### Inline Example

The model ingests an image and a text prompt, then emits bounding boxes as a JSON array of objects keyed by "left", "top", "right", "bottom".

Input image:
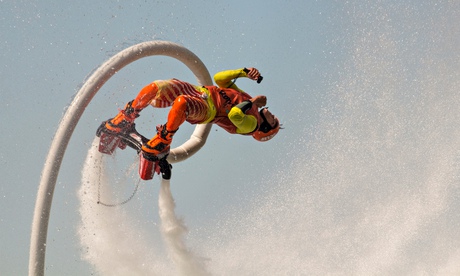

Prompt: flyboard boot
[
  {"left": 96, "top": 100, "right": 141, "bottom": 154},
  {"left": 139, "top": 124, "right": 175, "bottom": 180}
]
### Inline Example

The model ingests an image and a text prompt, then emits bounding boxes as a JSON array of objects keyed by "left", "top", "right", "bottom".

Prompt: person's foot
[
  {"left": 141, "top": 124, "right": 176, "bottom": 160},
  {"left": 105, "top": 100, "right": 139, "bottom": 133}
]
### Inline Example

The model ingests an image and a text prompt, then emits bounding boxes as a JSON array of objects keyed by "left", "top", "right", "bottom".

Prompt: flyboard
[{"left": 96, "top": 122, "right": 172, "bottom": 180}]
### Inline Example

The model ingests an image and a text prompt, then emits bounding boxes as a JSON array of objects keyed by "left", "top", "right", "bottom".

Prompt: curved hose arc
[{"left": 29, "top": 41, "right": 212, "bottom": 276}]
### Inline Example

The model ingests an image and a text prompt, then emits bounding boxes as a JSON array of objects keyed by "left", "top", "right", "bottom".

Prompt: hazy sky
[{"left": 1, "top": 0, "right": 459, "bottom": 275}]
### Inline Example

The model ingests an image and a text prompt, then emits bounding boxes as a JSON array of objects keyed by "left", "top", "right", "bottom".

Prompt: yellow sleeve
[
  {"left": 213, "top": 68, "right": 248, "bottom": 92},
  {"left": 228, "top": 106, "right": 258, "bottom": 134}
]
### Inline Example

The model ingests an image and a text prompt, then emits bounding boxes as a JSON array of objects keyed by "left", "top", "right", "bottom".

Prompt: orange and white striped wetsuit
[{"left": 130, "top": 68, "right": 262, "bottom": 135}]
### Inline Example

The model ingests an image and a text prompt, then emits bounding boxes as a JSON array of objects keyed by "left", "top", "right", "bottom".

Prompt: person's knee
[
  {"left": 167, "top": 95, "right": 188, "bottom": 131},
  {"left": 133, "top": 82, "right": 159, "bottom": 109},
  {"left": 173, "top": 95, "right": 188, "bottom": 111}
]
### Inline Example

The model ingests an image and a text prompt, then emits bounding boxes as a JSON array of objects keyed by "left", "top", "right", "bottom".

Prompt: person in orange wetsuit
[{"left": 103, "top": 67, "right": 280, "bottom": 161}]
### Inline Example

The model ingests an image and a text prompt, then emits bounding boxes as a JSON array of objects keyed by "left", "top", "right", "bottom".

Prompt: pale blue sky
[{"left": 1, "top": 0, "right": 459, "bottom": 275}]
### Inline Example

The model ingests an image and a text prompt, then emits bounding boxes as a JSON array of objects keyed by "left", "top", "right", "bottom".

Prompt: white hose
[{"left": 29, "top": 41, "right": 212, "bottom": 276}]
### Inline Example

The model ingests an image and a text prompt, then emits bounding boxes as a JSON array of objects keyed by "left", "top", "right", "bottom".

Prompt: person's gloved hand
[{"left": 245, "top": 67, "right": 261, "bottom": 81}]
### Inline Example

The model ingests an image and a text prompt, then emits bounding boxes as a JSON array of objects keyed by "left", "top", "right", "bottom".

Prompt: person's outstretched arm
[{"left": 213, "top": 67, "right": 261, "bottom": 91}]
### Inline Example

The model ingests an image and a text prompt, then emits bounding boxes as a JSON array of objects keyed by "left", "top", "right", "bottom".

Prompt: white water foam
[
  {"left": 158, "top": 179, "right": 209, "bottom": 275},
  {"left": 78, "top": 139, "right": 165, "bottom": 275},
  {"left": 194, "top": 2, "right": 460, "bottom": 275},
  {"left": 78, "top": 138, "right": 205, "bottom": 275}
]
